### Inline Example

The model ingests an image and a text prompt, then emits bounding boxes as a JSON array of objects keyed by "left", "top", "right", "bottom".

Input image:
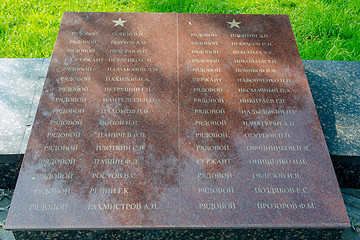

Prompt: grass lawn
[{"left": 0, "top": 0, "right": 359, "bottom": 61}]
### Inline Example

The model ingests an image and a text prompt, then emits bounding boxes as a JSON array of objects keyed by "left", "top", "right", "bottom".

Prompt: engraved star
[
  {"left": 227, "top": 19, "right": 241, "bottom": 28},
  {"left": 113, "top": 18, "right": 126, "bottom": 27}
]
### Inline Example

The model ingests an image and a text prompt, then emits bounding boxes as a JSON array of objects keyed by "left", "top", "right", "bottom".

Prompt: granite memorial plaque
[{"left": 6, "top": 12, "right": 349, "bottom": 230}]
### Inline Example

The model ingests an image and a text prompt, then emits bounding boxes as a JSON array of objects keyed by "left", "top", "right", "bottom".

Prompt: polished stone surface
[{"left": 5, "top": 12, "right": 349, "bottom": 230}]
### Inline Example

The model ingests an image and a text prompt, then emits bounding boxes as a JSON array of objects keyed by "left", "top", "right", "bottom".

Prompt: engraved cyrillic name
[
  {"left": 108, "top": 58, "right": 151, "bottom": 63},
  {"left": 103, "top": 97, "right": 156, "bottom": 103},
  {"left": 104, "top": 87, "right": 151, "bottom": 92},
  {"left": 111, "top": 40, "right": 146, "bottom": 45},
  {"left": 99, "top": 120, "right": 138, "bottom": 126},
  {"left": 240, "top": 109, "right": 297, "bottom": 115},
  {"left": 230, "top": 34, "right": 268, "bottom": 38},
  {"left": 236, "top": 69, "right": 276, "bottom": 73},
  {"left": 244, "top": 132, "right": 290, "bottom": 138},
  {"left": 232, "top": 42, "right": 273, "bottom": 46},
  {"left": 111, "top": 32, "right": 144, "bottom": 36},
  {"left": 47, "top": 132, "right": 81, "bottom": 138},
  {"left": 242, "top": 121, "right": 295, "bottom": 126},
  {"left": 252, "top": 173, "right": 301, "bottom": 179},
  {"left": 233, "top": 51, "right": 272, "bottom": 55},
  {"left": 92, "top": 173, "right": 137, "bottom": 179},
  {"left": 94, "top": 158, "right": 138, "bottom": 165},
  {"left": 239, "top": 99, "right": 285, "bottom": 103},
  {"left": 105, "top": 77, "right": 149, "bottom": 82},
  {"left": 107, "top": 67, "right": 157, "bottom": 72},
  {"left": 110, "top": 49, "right": 148, "bottom": 54},
  {"left": 90, "top": 188, "right": 129, "bottom": 194},
  {"left": 254, "top": 187, "right": 309, "bottom": 194},
  {"left": 248, "top": 159, "right": 307, "bottom": 165},
  {"left": 39, "top": 158, "right": 76, "bottom": 165},
  {"left": 234, "top": 59, "right": 276, "bottom": 63},
  {"left": 238, "top": 88, "right": 290, "bottom": 93},
  {"left": 44, "top": 145, "right": 78, "bottom": 151},
  {"left": 247, "top": 145, "right": 309, "bottom": 151},
  {"left": 237, "top": 78, "right": 291, "bottom": 83},
  {"left": 96, "top": 132, "right": 145, "bottom": 138},
  {"left": 257, "top": 203, "right": 315, "bottom": 210},
  {"left": 88, "top": 203, "right": 157, "bottom": 210},
  {"left": 96, "top": 145, "right": 145, "bottom": 151}
]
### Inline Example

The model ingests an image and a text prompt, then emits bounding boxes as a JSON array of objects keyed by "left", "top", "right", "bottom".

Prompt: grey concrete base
[{"left": 0, "top": 58, "right": 50, "bottom": 157}]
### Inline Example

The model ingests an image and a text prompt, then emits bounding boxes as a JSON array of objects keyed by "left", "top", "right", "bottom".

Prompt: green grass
[{"left": 0, "top": 0, "right": 359, "bottom": 60}]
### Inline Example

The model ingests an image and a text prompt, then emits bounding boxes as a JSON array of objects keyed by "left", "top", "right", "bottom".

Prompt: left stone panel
[{"left": 6, "top": 12, "right": 180, "bottom": 229}]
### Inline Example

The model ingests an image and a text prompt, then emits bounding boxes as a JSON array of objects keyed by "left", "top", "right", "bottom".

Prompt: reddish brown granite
[{"left": 5, "top": 12, "right": 349, "bottom": 230}]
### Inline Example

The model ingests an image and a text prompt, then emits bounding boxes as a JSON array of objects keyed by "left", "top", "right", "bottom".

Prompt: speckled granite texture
[{"left": 12, "top": 228, "right": 343, "bottom": 240}]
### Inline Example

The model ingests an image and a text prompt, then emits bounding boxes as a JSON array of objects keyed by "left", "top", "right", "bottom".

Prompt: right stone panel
[{"left": 177, "top": 13, "right": 349, "bottom": 228}]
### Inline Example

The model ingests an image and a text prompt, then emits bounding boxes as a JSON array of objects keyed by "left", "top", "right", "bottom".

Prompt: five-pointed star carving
[
  {"left": 227, "top": 19, "right": 241, "bottom": 28},
  {"left": 113, "top": 18, "right": 126, "bottom": 27}
]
